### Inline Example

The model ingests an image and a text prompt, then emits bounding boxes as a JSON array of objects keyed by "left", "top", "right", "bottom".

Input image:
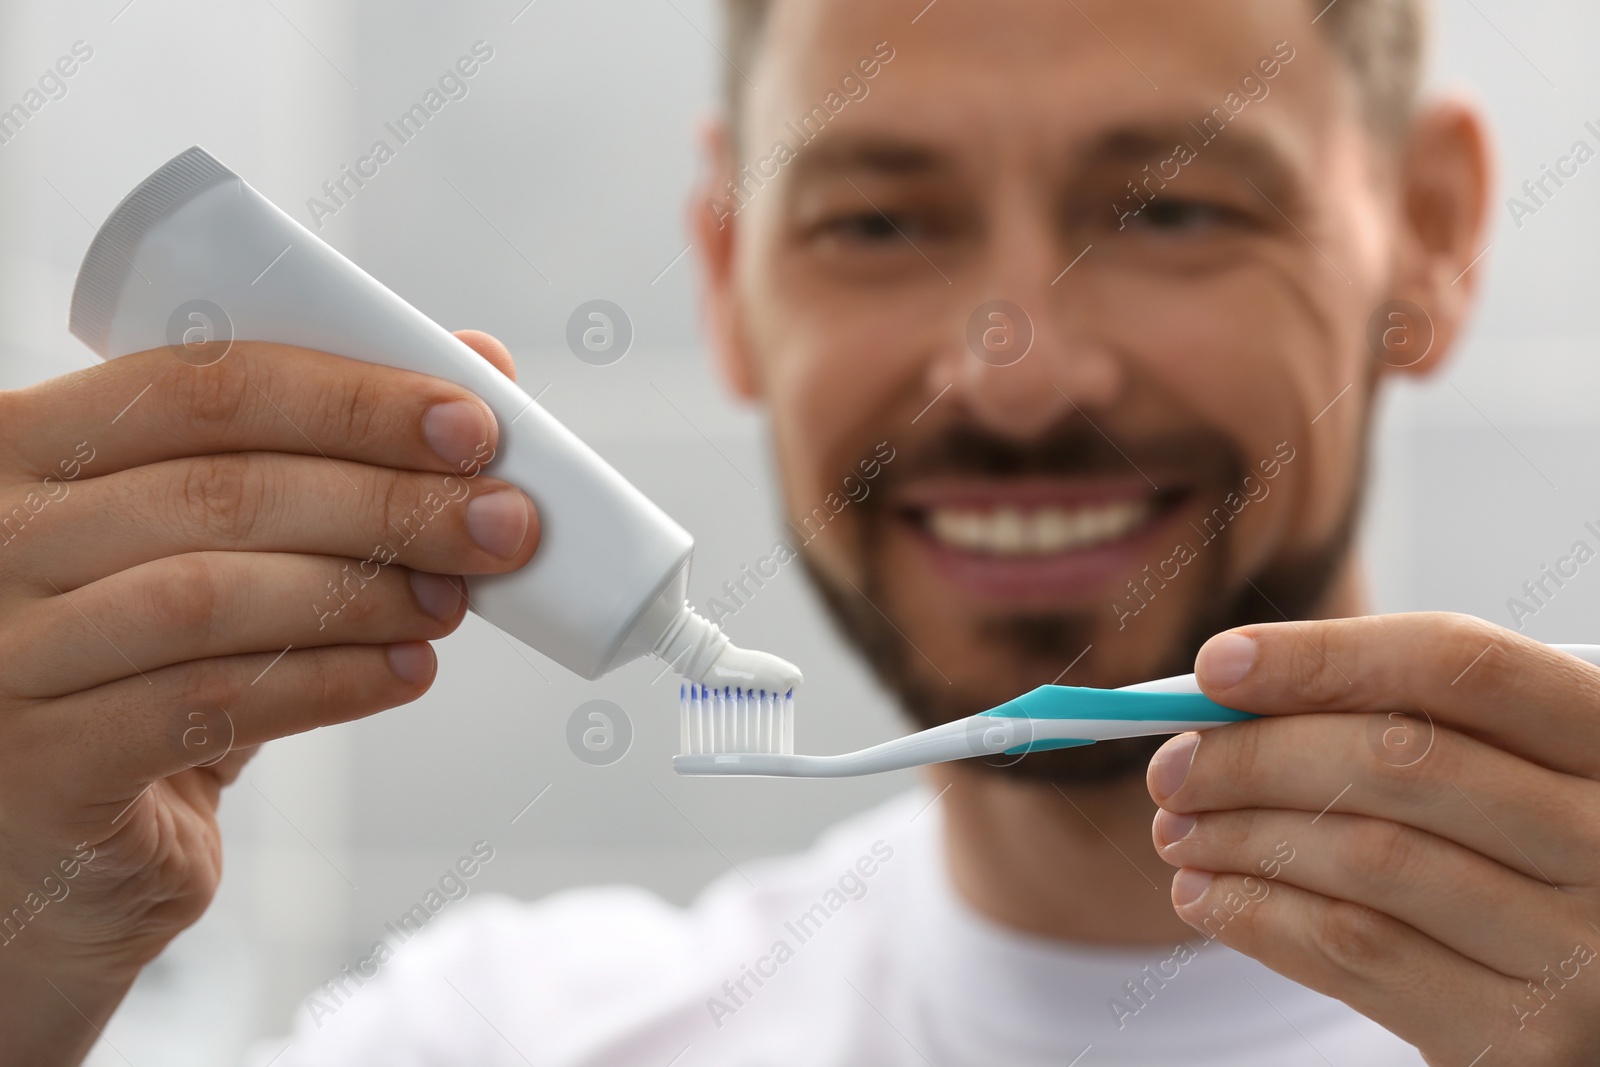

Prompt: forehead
[{"left": 742, "top": 0, "right": 1355, "bottom": 175}]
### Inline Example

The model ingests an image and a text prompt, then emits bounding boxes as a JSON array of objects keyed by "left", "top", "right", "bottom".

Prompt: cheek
[
  {"left": 1083, "top": 263, "right": 1366, "bottom": 566},
  {"left": 745, "top": 261, "right": 935, "bottom": 552},
  {"left": 1097, "top": 271, "right": 1311, "bottom": 450}
]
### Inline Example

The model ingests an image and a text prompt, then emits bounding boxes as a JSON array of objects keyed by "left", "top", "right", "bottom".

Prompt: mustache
[{"left": 865, "top": 421, "right": 1241, "bottom": 492}]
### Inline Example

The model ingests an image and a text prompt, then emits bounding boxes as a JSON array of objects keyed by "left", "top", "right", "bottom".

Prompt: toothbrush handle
[
  {"left": 1554, "top": 644, "right": 1600, "bottom": 668},
  {"left": 1118, "top": 673, "right": 1202, "bottom": 695}
]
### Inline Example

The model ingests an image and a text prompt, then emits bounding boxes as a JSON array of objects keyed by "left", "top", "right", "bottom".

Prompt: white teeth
[
  {"left": 992, "top": 508, "right": 1025, "bottom": 553},
  {"left": 926, "top": 500, "right": 1151, "bottom": 556}
]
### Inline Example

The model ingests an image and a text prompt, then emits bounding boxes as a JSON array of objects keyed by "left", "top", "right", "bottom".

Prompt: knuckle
[
  {"left": 1215, "top": 718, "right": 1266, "bottom": 786},
  {"left": 1279, "top": 629, "right": 1349, "bottom": 709},
  {"left": 1429, "top": 610, "right": 1501, "bottom": 645},
  {"left": 319, "top": 560, "right": 384, "bottom": 628},
  {"left": 1427, "top": 617, "right": 1510, "bottom": 694},
  {"left": 141, "top": 554, "right": 224, "bottom": 642},
  {"left": 1314, "top": 898, "right": 1395, "bottom": 975},
  {"left": 1229, "top": 809, "right": 1277, "bottom": 854},
  {"left": 303, "top": 647, "right": 354, "bottom": 709},
  {"left": 1349, "top": 819, "right": 1424, "bottom": 895},
  {"left": 295, "top": 647, "right": 332, "bottom": 705},
  {"left": 175, "top": 658, "right": 238, "bottom": 716},
  {"left": 1192, "top": 810, "right": 1259, "bottom": 860},
  {"left": 332, "top": 372, "right": 388, "bottom": 452},
  {"left": 1576, "top": 807, "right": 1600, "bottom": 881},
  {"left": 162, "top": 356, "right": 253, "bottom": 432},
  {"left": 364, "top": 467, "right": 413, "bottom": 553},
  {"left": 174, "top": 454, "right": 263, "bottom": 545}
]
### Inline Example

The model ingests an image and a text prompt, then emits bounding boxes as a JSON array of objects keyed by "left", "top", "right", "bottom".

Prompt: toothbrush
[{"left": 675, "top": 643, "right": 1600, "bottom": 779}]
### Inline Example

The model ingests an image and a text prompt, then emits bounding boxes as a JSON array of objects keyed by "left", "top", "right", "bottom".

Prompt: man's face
[{"left": 708, "top": 0, "right": 1407, "bottom": 772}]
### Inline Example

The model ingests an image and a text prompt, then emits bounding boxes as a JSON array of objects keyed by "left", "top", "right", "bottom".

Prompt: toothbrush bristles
[{"left": 679, "top": 681, "right": 794, "bottom": 755}]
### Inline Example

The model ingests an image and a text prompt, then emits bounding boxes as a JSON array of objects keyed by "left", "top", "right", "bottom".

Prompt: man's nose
[{"left": 932, "top": 251, "right": 1125, "bottom": 440}]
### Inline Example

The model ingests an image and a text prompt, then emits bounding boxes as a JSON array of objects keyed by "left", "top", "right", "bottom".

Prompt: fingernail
[
  {"left": 1197, "top": 631, "right": 1257, "bottom": 688},
  {"left": 409, "top": 571, "right": 463, "bottom": 620},
  {"left": 1149, "top": 731, "right": 1200, "bottom": 801},
  {"left": 387, "top": 641, "right": 436, "bottom": 685},
  {"left": 1171, "top": 868, "right": 1213, "bottom": 908},
  {"left": 423, "top": 399, "right": 492, "bottom": 467},
  {"left": 466, "top": 490, "right": 530, "bottom": 558},
  {"left": 1152, "top": 809, "right": 1198, "bottom": 848}
]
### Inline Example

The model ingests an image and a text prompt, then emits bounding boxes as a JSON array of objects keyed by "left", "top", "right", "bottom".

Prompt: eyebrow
[
  {"left": 783, "top": 137, "right": 953, "bottom": 182},
  {"left": 1080, "top": 122, "right": 1302, "bottom": 192},
  {"left": 779, "top": 120, "right": 1302, "bottom": 196}
]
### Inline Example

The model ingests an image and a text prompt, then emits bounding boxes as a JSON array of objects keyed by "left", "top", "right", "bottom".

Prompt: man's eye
[
  {"left": 1124, "top": 198, "right": 1244, "bottom": 232},
  {"left": 816, "top": 212, "right": 911, "bottom": 242}
]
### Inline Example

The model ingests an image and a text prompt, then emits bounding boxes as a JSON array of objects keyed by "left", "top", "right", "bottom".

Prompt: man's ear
[
  {"left": 1382, "top": 98, "right": 1494, "bottom": 379},
  {"left": 690, "top": 116, "right": 762, "bottom": 401}
]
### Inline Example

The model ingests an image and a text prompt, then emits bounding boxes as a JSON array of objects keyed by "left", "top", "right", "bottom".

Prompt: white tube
[{"left": 68, "top": 146, "right": 800, "bottom": 689}]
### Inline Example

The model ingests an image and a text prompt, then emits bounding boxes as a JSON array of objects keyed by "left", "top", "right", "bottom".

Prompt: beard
[{"left": 797, "top": 420, "right": 1366, "bottom": 786}]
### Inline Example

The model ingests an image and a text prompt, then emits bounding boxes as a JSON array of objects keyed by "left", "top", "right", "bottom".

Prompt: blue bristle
[{"left": 679, "top": 677, "right": 793, "bottom": 757}]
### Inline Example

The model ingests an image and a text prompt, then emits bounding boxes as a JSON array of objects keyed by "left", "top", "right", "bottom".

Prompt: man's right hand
[{"left": 0, "top": 331, "right": 537, "bottom": 1066}]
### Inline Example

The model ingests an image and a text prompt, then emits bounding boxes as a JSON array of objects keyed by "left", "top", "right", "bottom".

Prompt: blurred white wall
[{"left": 0, "top": 0, "right": 1597, "bottom": 1062}]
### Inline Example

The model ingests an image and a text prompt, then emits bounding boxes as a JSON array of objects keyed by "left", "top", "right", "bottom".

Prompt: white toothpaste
[{"left": 68, "top": 146, "right": 800, "bottom": 691}]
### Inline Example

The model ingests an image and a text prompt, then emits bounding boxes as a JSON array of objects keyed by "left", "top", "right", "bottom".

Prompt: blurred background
[{"left": 0, "top": 0, "right": 1596, "bottom": 1062}]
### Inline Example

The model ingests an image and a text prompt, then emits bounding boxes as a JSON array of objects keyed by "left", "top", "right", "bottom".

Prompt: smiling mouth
[{"left": 903, "top": 490, "right": 1187, "bottom": 558}]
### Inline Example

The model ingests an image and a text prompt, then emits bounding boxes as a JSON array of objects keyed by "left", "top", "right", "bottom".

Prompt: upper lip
[{"left": 894, "top": 476, "right": 1182, "bottom": 512}]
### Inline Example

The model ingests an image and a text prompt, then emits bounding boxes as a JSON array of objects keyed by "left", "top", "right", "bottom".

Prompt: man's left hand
[{"left": 1148, "top": 612, "right": 1600, "bottom": 1066}]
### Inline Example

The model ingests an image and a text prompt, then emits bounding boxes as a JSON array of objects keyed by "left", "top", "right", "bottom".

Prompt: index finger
[
  {"left": 0, "top": 342, "right": 500, "bottom": 482},
  {"left": 1192, "top": 612, "right": 1600, "bottom": 779}
]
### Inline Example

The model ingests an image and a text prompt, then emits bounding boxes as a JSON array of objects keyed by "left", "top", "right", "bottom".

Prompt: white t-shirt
[{"left": 253, "top": 791, "right": 1424, "bottom": 1066}]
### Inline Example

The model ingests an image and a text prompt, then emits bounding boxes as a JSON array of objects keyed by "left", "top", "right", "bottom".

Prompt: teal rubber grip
[{"left": 980, "top": 685, "right": 1256, "bottom": 724}]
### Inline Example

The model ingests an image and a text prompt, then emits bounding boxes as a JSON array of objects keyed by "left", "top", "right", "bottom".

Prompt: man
[{"left": 1, "top": 0, "right": 1597, "bottom": 1063}]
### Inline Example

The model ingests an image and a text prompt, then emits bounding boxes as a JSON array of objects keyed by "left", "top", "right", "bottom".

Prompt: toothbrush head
[{"left": 679, "top": 684, "right": 795, "bottom": 756}]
